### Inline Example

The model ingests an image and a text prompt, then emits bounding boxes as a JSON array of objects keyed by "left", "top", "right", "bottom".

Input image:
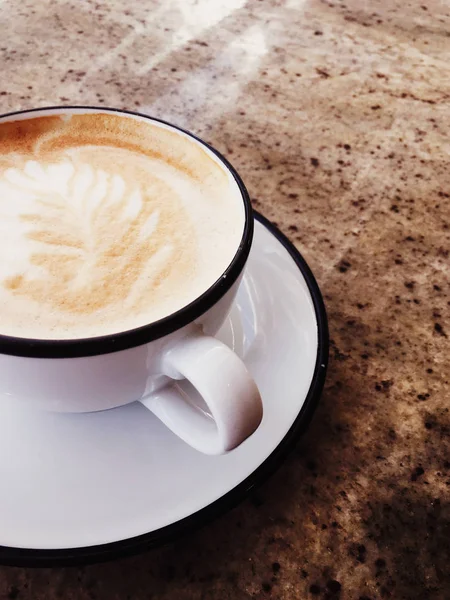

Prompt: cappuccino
[{"left": 0, "top": 110, "right": 245, "bottom": 339}]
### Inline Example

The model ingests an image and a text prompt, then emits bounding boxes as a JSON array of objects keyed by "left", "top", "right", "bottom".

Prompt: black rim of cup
[{"left": 0, "top": 106, "right": 254, "bottom": 358}]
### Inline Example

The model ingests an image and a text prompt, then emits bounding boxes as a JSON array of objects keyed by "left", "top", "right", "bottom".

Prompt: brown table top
[{"left": 0, "top": 0, "right": 449, "bottom": 598}]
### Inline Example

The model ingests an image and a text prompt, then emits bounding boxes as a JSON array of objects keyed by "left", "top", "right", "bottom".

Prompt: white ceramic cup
[{"left": 0, "top": 106, "right": 263, "bottom": 455}]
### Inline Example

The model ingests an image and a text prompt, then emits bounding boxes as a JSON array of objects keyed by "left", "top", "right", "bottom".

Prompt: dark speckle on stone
[
  {"left": 315, "top": 67, "right": 330, "bottom": 78},
  {"left": 349, "top": 542, "right": 367, "bottom": 563},
  {"left": 310, "top": 157, "right": 320, "bottom": 167},
  {"left": 272, "top": 562, "right": 281, "bottom": 573},
  {"left": 375, "top": 558, "right": 386, "bottom": 568},
  {"left": 327, "top": 579, "right": 342, "bottom": 593},
  {"left": 375, "top": 380, "right": 393, "bottom": 393},
  {"left": 434, "top": 322, "right": 447, "bottom": 336},
  {"left": 309, "top": 583, "right": 321, "bottom": 595},
  {"left": 411, "top": 466, "right": 425, "bottom": 481},
  {"left": 337, "top": 259, "right": 351, "bottom": 273},
  {"left": 262, "top": 582, "right": 272, "bottom": 592},
  {"left": 388, "top": 428, "right": 396, "bottom": 440}
]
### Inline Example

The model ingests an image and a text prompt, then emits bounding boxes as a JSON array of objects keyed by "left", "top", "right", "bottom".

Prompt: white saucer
[{"left": 0, "top": 214, "right": 328, "bottom": 566}]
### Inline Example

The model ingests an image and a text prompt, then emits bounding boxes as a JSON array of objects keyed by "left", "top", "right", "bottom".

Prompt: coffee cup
[{"left": 0, "top": 106, "right": 262, "bottom": 455}]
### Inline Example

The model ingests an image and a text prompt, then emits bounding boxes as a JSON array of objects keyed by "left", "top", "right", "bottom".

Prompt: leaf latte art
[
  {"left": 0, "top": 113, "right": 245, "bottom": 339},
  {"left": 2, "top": 159, "right": 176, "bottom": 313}
]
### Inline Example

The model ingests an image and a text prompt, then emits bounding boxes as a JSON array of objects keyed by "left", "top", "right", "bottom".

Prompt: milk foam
[{"left": 0, "top": 112, "right": 245, "bottom": 339}]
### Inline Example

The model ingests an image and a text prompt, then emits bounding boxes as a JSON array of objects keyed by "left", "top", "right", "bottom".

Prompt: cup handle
[{"left": 140, "top": 331, "right": 262, "bottom": 455}]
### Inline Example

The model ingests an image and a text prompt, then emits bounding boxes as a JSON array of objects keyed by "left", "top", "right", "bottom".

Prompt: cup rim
[{"left": 0, "top": 106, "right": 254, "bottom": 359}]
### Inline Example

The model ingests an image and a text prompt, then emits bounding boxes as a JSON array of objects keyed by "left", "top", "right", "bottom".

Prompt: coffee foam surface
[{"left": 0, "top": 112, "right": 245, "bottom": 339}]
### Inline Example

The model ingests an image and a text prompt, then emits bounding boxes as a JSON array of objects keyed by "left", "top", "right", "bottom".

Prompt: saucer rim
[{"left": 0, "top": 212, "right": 329, "bottom": 567}]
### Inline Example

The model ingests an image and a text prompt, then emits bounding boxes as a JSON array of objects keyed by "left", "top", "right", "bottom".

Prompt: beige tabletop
[{"left": 1, "top": 0, "right": 449, "bottom": 598}]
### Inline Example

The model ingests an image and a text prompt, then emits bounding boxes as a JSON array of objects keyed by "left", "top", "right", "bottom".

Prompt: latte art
[
  {"left": 0, "top": 112, "right": 245, "bottom": 339},
  {"left": 2, "top": 157, "right": 175, "bottom": 314}
]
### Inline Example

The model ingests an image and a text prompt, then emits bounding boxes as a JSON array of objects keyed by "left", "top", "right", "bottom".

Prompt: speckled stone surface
[{"left": 1, "top": 0, "right": 449, "bottom": 598}]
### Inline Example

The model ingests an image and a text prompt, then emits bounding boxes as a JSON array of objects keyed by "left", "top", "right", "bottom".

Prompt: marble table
[{"left": 0, "top": 0, "right": 449, "bottom": 598}]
